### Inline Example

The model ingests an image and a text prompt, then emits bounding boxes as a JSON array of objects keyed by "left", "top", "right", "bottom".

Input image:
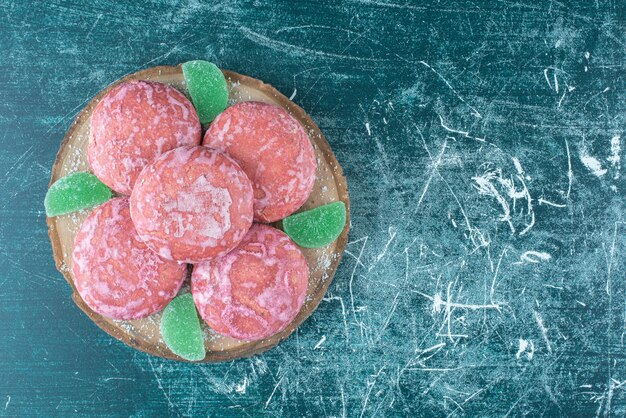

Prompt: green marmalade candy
[
  {"left": 182, "top": 60, "right": 228, "bottom": 124},
  {"left": 44, "top": 172, "right": 112, "bottom": 217},
  {"left": 282, "top": 201, "right": 347, "bottom": 248},
  {"left": 160, "top": 293, "right": 205, "bottom": 361}
]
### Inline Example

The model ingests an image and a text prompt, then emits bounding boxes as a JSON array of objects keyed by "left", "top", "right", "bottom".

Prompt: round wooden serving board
[{"left": 47, "top": 65, "right": 350, "bottom": 362}]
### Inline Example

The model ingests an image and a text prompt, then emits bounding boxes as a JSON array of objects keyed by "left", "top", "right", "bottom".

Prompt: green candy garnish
[
  {"left": 282, "top": 202, "right": 347, "bottom": 248},
  {"left": 160, "top": 293, "right": 205, "bottom": 362},
  {"left": 44, "top": 172, "right": 112, "bottom": 217},
  {"left": 182, "top": 60, "right": 228, "bottom": 124}
]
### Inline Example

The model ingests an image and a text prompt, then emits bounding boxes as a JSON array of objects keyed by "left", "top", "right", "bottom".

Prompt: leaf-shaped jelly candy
[
  {"left": 160, "top": 293, "right": 205, "bottom": 362},
  {"left": 182, "top": 60, "right": 228, "bottom": 124},
  {"left": 45, "top": 172, "right": 112, "bottom": 217},
  {"left": 282, "top": 201, "right": 347, "bottom": 248}
]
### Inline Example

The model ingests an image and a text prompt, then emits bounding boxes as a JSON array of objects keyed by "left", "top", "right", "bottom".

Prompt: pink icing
[
  {"left": 129, "top": 146, "right": 254, "bottom": 263},
  {"left": 71, "top": 198, "right": 187, "bottom": 320},
  {"left": 89, "top": 80, "right": 201, "bottom": 195},
  {"left": 203, "top": 101, "right": 316, "bottom": 223},
  {"left": 191, "top": 224, "right": 309, "bottom": 341}
]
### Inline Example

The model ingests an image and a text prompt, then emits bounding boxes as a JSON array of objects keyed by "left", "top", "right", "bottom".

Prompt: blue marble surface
[{"left": 0, "top": 0, "right": 624, "bottom": 416}]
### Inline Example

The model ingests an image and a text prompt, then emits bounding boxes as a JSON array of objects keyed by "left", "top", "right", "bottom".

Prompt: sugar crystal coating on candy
[
  {"left": 203, "top": 101, "right": 317, "bottom": 223},
  {"left": 89, "top": 80, "right": 201, "bottom": 195},
  {"left": 282, "top": 201, "right": 346, "bottom": 248},
  {"left": 182, "top": 60, "right": 228, "bottom": 124},
  {"left": 130, "top": 146, "right": 253, "bottom": 263},
  {"left": 192, "top": 224, "right": 309, "bottom": 341},
  {"left": 160, "top": 293, "right": 206, "bottom": 361},
  {"left": 45, "top": 172, "right": 112, "bottom": 217},
  {"left": 71, "top": 198, "right": 187, "bottom": 320}
]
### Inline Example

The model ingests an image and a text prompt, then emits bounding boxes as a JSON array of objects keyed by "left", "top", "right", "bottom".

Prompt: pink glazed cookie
[
  {"left": 71, "top": 198, "right": 187, "bottom": 320},
  {"left": 191, "top": 224, "right": 309, "bottom": 341},
  {"left": 203, "top": 101, "right": 316, "bottom": 223},
  {"left": 130, "top": 146, "right": 253, "bottom": 263},
  {"left": 89, "top": 80, "right": 201, "bottom": 195}
]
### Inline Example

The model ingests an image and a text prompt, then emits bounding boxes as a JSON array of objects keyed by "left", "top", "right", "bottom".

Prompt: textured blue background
[{"left": 1, "top": 0, "right": 625, "bottom": 416}]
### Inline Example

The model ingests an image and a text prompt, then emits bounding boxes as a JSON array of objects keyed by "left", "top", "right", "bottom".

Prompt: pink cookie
[
  {"left": 130, "top": 146, "right": 253, "bottom": 263},
  {"left": 203, "top": 101, "right": 316, "bottom": 223},
  {"left": 191, "top": 224, "right": 309, "bottom": 341},
  {"left": 89, "top": 80, "right": 201, "bottom": 195},
  {"left": 71, "top": 198, "right": 187, "bottom": 320}
]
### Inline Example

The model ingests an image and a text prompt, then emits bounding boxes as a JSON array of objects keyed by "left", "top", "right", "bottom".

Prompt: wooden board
[{"left": 46, "top": 65, "right": 350, "bottom": 362}]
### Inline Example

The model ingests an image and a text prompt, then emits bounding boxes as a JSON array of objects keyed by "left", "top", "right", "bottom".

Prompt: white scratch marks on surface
[
  {"left": 511, "top": 158, "right": 535, "bottom": 236},
  {"left": 472, "top": 170, "right": 515, "bottom": 233},
  {"left": 606, "top": 379, "right": 626, "bottom": 417},
  {"left": 264, "top": 376, "right": 284, "bottom": 409},
  {"left": 544, "top": 68, "right": 552, "bottom": 90},
  {"left": 359, "top": 366, "right": 386, "bottom": 418},
  {"left": 432, "top": 288, "right": 502, "bottom": 313},
  {"left": 416, "top": 128, "right": 490, "bottom": 250},
  {"left": 313, "top": 335, "right": 327, "bottom": 350},
  {"left": 2, "top": 145, "right": 35, "bottom": 186},
  {"left": 347, "top": 237, "right": 368, "bottom": 321},
  {"left": 605, "top": 222, "right": 620, "bottom": 296},
  {"left": 376, "top": 246, "right": 411, "bottom": 342},
  {"left": 417, "top": 282, "right": 502, "bottom": 342},
  {"left": 140, "top": 46, "right": 181, "bottom": 69},
  {"left": 565, "top": 138, "right": 573, "bottom": 198},
  {"left": 147, "top": 358, "right": 175, "bottom": 411},
  {"left": 607, "top": 135, "right": 621, "bottom": 178},
  {"left": 533, "top": 310, "right": 553, "bottom": 353},
  {"left": 437, "top": 174, "right": 489, "bottom": 250},
  {"left": 240, "top": 27, "right": 388, "bottom": 62},
  {"left": 519, "top": 251, "right": 552, "bottom": 264},
  {"left": 419, "top": 61, "right": 482, "bottom": 118},
  {"left": 288, "top": 88, "right": 297, "bottom": 100},
  {"left": 85, "top": 13, "right": 103, "bottom": 39},
  {"left": 516, "top": 339, "right": 535, "bottom": 360},
  {"left": 365, "top": 122, "right": 371, "bottom": 136},
  {"left": 553, "top": 71, "right": 559, "bottom": 93},
  {"left": 324, "top": 295, "right": 349, "bottom": 340},
  {"left": 5, "top": 395, "right": 10, "bottom": 409},
  {"left": 473, "top": 156, "right": 536, "bottom": 235},
  {"left": 354, "top": 0, "right": 427, "bottom": 11},
  {"left": 593, "top": 379, "right": 626, "bottom": 417},
  {"left": 377, "top": 291, "right": 401, "bottom": 342},
  {"left": 413, "top": 138, "right": 448, "bottom": 215},
  {"left": 101, "top": 377, "right": 135, "bottom": 382},
  {"left": 580, "top": 153, "right": 607, "bottom": 177},
  {"left": 583, "top": 87, "right": 611, "bottom": 110},
  {"left": 235, "top": 377, "right": 248, "bottom": 395},
  {"left": 437, "top": 114, "right": 485, "bottom": 142},
  {"left": 558, "top": 85, "right": 575, "bottom": 109},
  {"left": 511, "top": 157, "right": 525, "bottom": 177},
  {"left": 490, "top": 247, "right": 507, "bottom": 305},
  {"left": 418, "top": 342, "right": 447, "bottom": 355},
  {"left": 369, "top": 227, "right": 397, "bottom": 271},
  {"left": 557, "top": 89, "right": 567, "bottom": 108},
  {"left": 538, "top": 198, "right": 567, "bottom": 208}
]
